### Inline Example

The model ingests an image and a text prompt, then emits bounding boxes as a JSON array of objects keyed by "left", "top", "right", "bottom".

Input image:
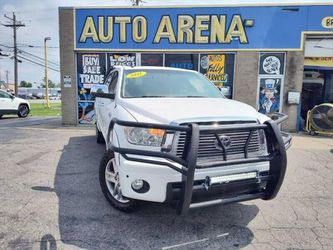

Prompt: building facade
[{"left": 59, "top": 4, "right": 333, "bottom": 132}]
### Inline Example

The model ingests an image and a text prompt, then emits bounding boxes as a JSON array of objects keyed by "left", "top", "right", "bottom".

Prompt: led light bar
[{"left": 209, "top": 172, "right": 258, "bottom": 184}]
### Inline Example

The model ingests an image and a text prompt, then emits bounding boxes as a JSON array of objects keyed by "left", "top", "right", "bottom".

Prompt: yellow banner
[
  {"left": 206, "top": 54, "right": 226, "bottom": 82},
  {"left": 304, "top": 57, "right": 333, "bottom": 67}
]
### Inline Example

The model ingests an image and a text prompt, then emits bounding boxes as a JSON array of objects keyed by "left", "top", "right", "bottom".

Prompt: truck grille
[{"left": 175, "top": 128, "right": 262, "bottom": 168}]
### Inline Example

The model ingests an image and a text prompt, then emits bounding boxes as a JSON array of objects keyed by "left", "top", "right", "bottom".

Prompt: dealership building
[{"left": 59, "top": 3, "right": 333, "bottom": 131}]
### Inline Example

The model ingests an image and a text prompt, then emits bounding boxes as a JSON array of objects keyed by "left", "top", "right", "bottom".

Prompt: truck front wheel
[{"left": 99, "top": 150, "right": 139, "bottom": 212}]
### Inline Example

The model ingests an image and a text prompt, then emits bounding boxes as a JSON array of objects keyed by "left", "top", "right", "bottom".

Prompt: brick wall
[
  {"left": 282, "top": 51, "right": 304, "bottom": 132},
  {"left": 233, "top": 52, "right": 259, "bottom": 108}
]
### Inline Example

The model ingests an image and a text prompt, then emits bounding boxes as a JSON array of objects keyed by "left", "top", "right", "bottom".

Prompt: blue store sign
[{"left": 74, "top": 5, "right": 333, "bottom": 51}]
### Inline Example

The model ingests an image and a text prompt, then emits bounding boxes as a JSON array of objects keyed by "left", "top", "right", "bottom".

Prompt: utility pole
[
  {"left": 3, "top": 12, "right": 25, "bottom": 95},
  {"left": 6, "top": 70, "right": 9, "bottom": 85},
  {"left": 5, "top": 70, "right": 9, "bottom": 89},
  {"left": 44, "top": 37, "right": 51, "bottom": 108}
]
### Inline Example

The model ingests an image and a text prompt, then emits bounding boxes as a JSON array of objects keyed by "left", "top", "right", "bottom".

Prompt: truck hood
[{"left": 119, "top": 98, "right": 267, "bottom": 124}]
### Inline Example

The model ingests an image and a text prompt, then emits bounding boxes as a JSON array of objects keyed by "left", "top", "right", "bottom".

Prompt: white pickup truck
[{"left": 91, "top": 66, "right": 291, "bottom": 214}]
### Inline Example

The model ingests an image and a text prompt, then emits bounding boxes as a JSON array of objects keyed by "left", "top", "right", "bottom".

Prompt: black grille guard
[{"left": 106, "top": 112, "right": 292, "bottom": 214}]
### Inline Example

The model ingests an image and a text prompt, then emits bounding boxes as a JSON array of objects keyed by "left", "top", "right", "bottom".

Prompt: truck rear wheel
[{"left": 99, "top": 150, "right": 139, "bottom": 212}]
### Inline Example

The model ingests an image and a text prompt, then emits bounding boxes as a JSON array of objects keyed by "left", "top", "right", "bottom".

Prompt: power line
[
  {"left": 17, "top": 54, "right": 60, "bottom": 72},
  {"left": 17, "top": 43, "right": 59, "bottom": 48},
  {"left": 18, "top": 49, "right": 60, "bottom": 67},
  {"left": 0, "top": 44, "right": 60, "bottom": 67}
]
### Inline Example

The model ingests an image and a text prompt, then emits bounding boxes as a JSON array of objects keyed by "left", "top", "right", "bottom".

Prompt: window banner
[
  {"left": 107, "top": 53, "right": 136, "bottom": 71},
  {"left": 257, "top": 52, "right": 285, "bottom": 114},
  {"left": 77, "top": 53, "right": 107, "bottom": 124},
  {"left": 200, "top": 54, "right": 235, "bottom": 98}
]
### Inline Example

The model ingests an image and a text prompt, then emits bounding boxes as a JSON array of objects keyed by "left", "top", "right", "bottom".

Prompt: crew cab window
[{"left": 109, "top": 71, "right": 119, "bottom": 94}]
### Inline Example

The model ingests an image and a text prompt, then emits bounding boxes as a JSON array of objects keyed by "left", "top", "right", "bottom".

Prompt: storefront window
[
  {"left": 199, "top": 53, "right": 235, "bottom": 98},
  {"left": 165, "top": 54, "right": 199, "bottom": 71},
  {"left": 141, "top": 53, "right": 163, "bottom": 66}
]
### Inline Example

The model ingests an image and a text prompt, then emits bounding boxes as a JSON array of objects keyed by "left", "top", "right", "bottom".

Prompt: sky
[{"left": 0, "top": 0, "right": 332, "bottom": 86}]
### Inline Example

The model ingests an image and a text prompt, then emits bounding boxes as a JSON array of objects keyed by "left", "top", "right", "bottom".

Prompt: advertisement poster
[
  {"left": 200, "top": 54, "right": 235, "bottom": 98},
  {"left": 77, "top": 53, "right": 106, "bottom": 124},
  {"left": 63, "top": 75, "right": 71, "bottom": 88},
  {"left": 259, "top": 53, "right": 285, "bottom": 75},
  {"left": 258, "top": 53, "right": 285, "bottom": 114},
  {"left": 107, "top": 53, "right": 136, "bottom": 70},
  {"left": 258, "top": 77, "right": 282, "bottom": 114}
]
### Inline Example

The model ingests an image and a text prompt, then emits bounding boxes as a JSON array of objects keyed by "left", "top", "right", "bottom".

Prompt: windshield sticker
[{"left": 127, "top": 71, "right": 147, "bottom": 79}]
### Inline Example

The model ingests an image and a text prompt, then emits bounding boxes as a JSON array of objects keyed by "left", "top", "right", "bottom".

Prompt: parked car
[
  {"left": 0, "top": 89, "right": 30, "bottom": 118},
  {"left": 91, "top": 66, "right": 292, "bottom": 214}
]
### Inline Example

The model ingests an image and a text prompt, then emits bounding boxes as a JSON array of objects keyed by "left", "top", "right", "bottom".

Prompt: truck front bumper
[
  {"left": 107, "top": 113, "right": 291, "bottom": 214},
  {"left": 118, "top": 155, "right": 269, "bottom": 203}
]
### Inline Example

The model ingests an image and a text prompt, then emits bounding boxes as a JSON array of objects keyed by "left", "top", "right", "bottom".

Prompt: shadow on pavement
[{"left": 48, "top": 135, "right": 259, "bottom": 249}]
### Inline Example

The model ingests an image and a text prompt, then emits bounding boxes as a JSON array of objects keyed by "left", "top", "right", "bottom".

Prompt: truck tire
[
  {"left": 99, "top": 150, "right": 139, "bottom": 212},
  {"left": 96, "top": 124, "right": 105, "bottom": 144}
]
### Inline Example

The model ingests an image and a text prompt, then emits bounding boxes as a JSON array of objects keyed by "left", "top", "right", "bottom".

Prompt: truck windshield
[{"left": 121, "top": 69, "right": 223, "bottom": 98}]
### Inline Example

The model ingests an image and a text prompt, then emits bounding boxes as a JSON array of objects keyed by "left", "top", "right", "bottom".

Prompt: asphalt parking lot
[{"left": 0, "top": 118, "right": 332, "bottom": 250}]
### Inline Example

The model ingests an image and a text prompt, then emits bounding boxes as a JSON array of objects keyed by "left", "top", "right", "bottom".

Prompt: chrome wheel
[{"left": 105, "top": 158, "right": 129, "bottom": 204}]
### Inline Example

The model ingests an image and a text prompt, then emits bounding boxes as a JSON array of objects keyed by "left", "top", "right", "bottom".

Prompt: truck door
[
  {"left": 97, "top": 72, "right": 114, "bottom": 132},
  {"left": 101, "top": 71, "right": 119, "bottom": 137}
]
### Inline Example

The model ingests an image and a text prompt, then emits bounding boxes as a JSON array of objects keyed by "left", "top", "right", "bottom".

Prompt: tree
[
  {"left": 42, "top": 78, "right": 56, "bottom": 88},
  {"left": 19, "top": 80, "right": 32, "bottom": 88}
]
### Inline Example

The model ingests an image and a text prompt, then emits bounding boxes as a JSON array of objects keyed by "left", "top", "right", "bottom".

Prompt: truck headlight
[{"left": 124, "top": 127, "right": 165, "bottom": 147}]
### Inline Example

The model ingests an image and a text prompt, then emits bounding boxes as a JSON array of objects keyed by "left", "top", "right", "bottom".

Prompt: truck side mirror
[{"left": 91, "top": 84, "right": 115, "bottom": 99}]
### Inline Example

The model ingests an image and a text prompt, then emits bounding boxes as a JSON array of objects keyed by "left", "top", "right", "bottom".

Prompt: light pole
[{"left": 44, "top": 37, "right": 51, "bottom": 108}]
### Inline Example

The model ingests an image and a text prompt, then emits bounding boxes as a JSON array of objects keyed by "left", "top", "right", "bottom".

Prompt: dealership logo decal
[{"left": 79, "top": 15, "right": 250, "bottom": 45}]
